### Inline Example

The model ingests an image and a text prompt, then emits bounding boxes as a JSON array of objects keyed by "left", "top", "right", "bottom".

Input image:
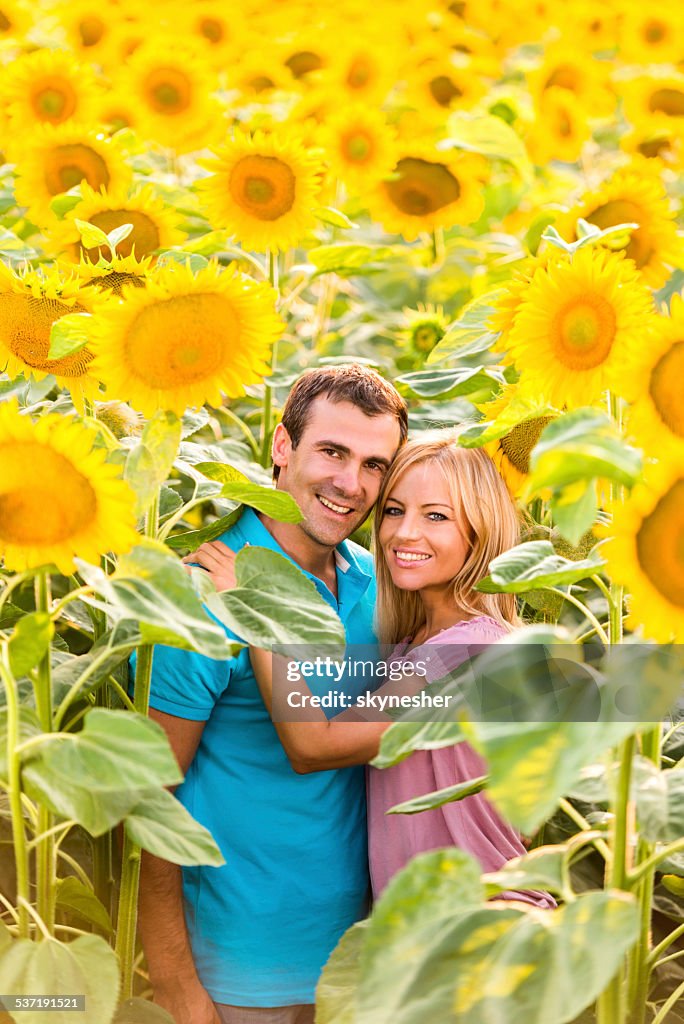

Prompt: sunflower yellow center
[
  {"left": 83, "top": 210, "right": 161, "bottom": 260},
  {"left": 341, "top": 131, "right": 373, "bottom": 164},
  {"left": 33, "top": 80, "right": 77, "bottom": 123},
  {"left": 347, "top": 57, "right": 372, "bottom": 88},
  {"left": 429, "top": 75, "right": 462, "bottom": 107},
  {"left": 45, "top": 144, "right": 110, "bottom": 195},
  {"left": 229, "top": 155, "right": 296, "bottom": 221},
  {"left": 648, "top": 88, "right": 684, "bottom": 117},
  {"left": 384, "top": 158, "right": 461, "bottom": 217},
  {"left": 200, "top": 17, "right": 224, "bottom": 43},
  {"left": 545, "top": 65, "right": 580, "bottom": 92},
  {"left": 0, "top": 442, "right": 97, "bottom": 544},
  {"left": 649, "top": 341, "right": 684, "bottom": 438},
  {"left": 78, "top": 16, "right": 105, "bottom": 47},
  {"left": 123, "top": 293, "right": 239, "bottom": 388},
  {"left": 636, "top": 479, "right": 684, "bottom": 608},
  {"left": 584, "top": 199, "right": 653, "bottom": 268},
  {"left": 285, "top": 51, "right": 323, "bottom": 79},
  {"left": 0, "top": 293, "right": 93, "bottom": 378},
  {"left": 643, "top": 20, "right": 666, "bottom": 43},
  {"left": 145, "top": 68, "right": 192, "bottom": 114},
  {"left": 500, "top": 417, "right": 553, "bottom": 473},
  {"left": 550, "top": 295, "right": 617, "bottom": 370}
]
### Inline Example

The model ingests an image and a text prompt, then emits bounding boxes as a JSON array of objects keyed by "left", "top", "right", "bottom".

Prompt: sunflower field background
[{"left": 0, "top": 0, "right": 684, "bottom": 1021}]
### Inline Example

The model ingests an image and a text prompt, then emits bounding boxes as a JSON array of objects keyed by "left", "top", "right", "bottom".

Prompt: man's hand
[
  {"left": 153, "top": 973, "right": 221, "bottom": 1024},
  {"left": 182, "top": 541, "right": 239, "bottom": 592}
]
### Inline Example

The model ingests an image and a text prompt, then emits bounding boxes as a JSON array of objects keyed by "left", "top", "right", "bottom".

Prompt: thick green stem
[
  {"left": 260, "top": 254, "right": 281, "bottom": 468},
  {"left": 33, "top": 573, "right": 55, "bottom": 935},
  {"left": 0, "top": 651, "right": 31, "bottom": 938}
]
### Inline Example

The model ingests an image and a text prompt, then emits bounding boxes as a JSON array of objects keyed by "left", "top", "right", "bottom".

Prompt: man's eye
[
  {"left": 366, "top": 462, "right": 383, "bottom": 472},
  {"left": 323, "top": 448, "right": 340, "bottom": 457}
]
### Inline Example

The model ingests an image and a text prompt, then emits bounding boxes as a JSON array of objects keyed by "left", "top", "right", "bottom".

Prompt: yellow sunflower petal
[{"left": 0, "top": 400, "right": 138, "bottom": 574}]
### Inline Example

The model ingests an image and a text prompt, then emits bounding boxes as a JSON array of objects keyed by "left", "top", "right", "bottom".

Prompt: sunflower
[
  {"left": 401, "top": 303, "right": 449, "bottom": 356},
  {"left": 225, "top": 49, "right": 297, "bottom": 100},
  {"left": 198, "top": 129, "right": 324, "bottom": 253},
  {"left": 0, "top": 0, "right": 31, "bottom": 41},
  {"left": 319, "top": 106, "right": 398, "bottom": 194},
  {"left": 525, "top": 87, "right": 592, "bottom": 166},
  {"left": 404, "top": 57, "right": 486, "bottom": 122},
  {"left": 90, "top": 261, "right": 282, "bottom": 417},
  {"left": 526, "top": 44, "right": 615, "bottom": 117},
  {"left": 0, "top": 263, "right": 106, "bottom": 411},
  {"left": 605, "top": 458, "right": 684, "bottom": 642},
  {"left": 618, "top": 9, "right": 683, "bottom": 66},
  {"left": 368, "top": 146, "right": 486, "bottom": 241},
  {"left": 557, "top": 163, "right": 683, "bottom": 289},
  {"left": 504, "top": 247, "right": 654, "bottom": 408},
  {"left": 179, "top": 0, "right": 245, "bottom": 67},
  {"left": 121, "top": 41, "right": 220, "bottom": 153},
  {"left": 56, "top": 0, "right": 114, "bottom": 58},
  {"left": 621, "top": 71, "right": 684, "bottom": 138},
  {"left": 623, "top": 295, "right": 684, "bottom": 457},
  {"left": 620, "top": 126, "right": 683, "bottom": 170},
  {"left": 49, "top": 184, "right": 186, "bottom": 263},
  {"left": 0, "top": 400, "right": 138, "bottom": 574},
  {"left": 489, "top": 253, "right": 552, "bottom": 345},
  {"left": 319, "top": 36, "right": 398, "bottom": 104},
  {"left": 12, "top": 124, "right": 131, "bottom": 227},
  {"left": 1, "top": 48, "right": 101, "bottom": 130},
  {"left": 476, "top": 385, "right": 558, "bottom": 497},
  {"left": 78, "top": 253, "right": 152, "bottom": 296}
]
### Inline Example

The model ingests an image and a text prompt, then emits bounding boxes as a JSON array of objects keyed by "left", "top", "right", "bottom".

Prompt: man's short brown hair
[{"left": 273, "top": 364, "right": 408, "bottom": 479}]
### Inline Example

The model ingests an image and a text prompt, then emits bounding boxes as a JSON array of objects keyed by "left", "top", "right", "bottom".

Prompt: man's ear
[{"left": 271, "top": 422, "right": 292, "bottom": 471}]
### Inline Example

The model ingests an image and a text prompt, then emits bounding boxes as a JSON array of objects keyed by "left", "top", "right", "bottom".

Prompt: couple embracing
[{"left": 139, "top": 364, "right": 553, "bottom": 1024}]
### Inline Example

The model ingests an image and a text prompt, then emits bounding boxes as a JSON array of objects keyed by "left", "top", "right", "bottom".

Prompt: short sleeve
[{"left": 134, "top": 643, "right": 234, "bottom": 722}]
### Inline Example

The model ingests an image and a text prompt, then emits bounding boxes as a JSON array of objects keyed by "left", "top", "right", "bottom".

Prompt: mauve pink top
[{"left": 367, "top": 615, "right": 555, "bottom": 908}]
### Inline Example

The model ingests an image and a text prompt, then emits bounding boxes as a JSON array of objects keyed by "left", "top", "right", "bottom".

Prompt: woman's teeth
[{"left": 395, "top": 551, "right": 430, "bottom": 561}]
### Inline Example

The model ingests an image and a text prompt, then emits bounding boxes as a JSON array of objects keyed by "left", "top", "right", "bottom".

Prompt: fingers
[{"left": 182, "top": 541, "right": 237, "bottom": 567}]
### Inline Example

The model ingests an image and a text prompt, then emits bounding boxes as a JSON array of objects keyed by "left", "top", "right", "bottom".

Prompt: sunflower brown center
[
  {"left": 649, "top": 341, "right": 684, "bottom": 438},
  {"left": 347, "top": 57, "right": 372, "bottom": 88},
  {"left": 557, "top": 109, "right": 572, "bottom": 137},
  {"left": 341, "top": 130, "right": 373, "bottom": 163},
  {"left": 584, "top": 199, "right": 651, "bottom": 267},
  {"left": 648, "top": 88, "right": 684, "bottom": 117},
  {"left": 33, "top": 80, "right": 77, "bottom": 123},
  {"left": 637, "top": 136, "right": 671, "bottom": 159},
  {"left": 248, "top": 74, "right": 276, "bottom": 92},
  {"left": 144, "top": 68, "right": 192, "bottom": 114},
  {"left": 0, "top": 293, "right": 93, "bottom": 378},
  {"left": 124, "top": 293, "right": 239, "bottom": 388},
  {"left": 285, "top": 51, "right": 323, "bottom": 79},
  {"left": 0, "top": 442, "right": 97, "bottom": 545},
  {"left": 229, "top": 155, "right": 296, "bottom": 221},
  {"left": 636, "top": 479, "right": 684, "bottom": 607},
  {"left": 78, "top": 16, "right": 105, "bottom": 47},
  {"left": 82, "top": 210, "right": 161, "bottom": 260},
  {"left": 384, "top": 158, "right": 461, "bottom": 217},
  {"left": 545, "top": 65, "right": 580, "bottom": 92},
  {"left": 429, "top": 75, "right": 462, "bottom": 107},
  {"left": 643, "top": 20, "right": 666, "bottom": 43},
  {"left": 90, "top": 271, "right": 146, "bottom": 296},
  {"left": 551, "top": 294, "right": 617, "bottom": 370},
  {"left": 0, "top": 12, "right": 11, "bottom": 31},
  {"left": 45, "top": 144, "right": 110, "bottom": 195},
  {"left": 200, "top": 17, "right": 224, "bottom": 43},
  {"left": 500, "top": 417, "right": 553, "bottom": 473}
]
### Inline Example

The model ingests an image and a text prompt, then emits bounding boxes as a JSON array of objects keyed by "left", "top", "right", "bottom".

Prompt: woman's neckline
[{"left": 403, "top": 614, "right": 501, "bottom": 650}]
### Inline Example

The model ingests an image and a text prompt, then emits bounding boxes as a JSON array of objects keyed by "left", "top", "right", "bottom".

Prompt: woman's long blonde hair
[{"left": 372, "top": 430, "right": 521, "bottom": 645}]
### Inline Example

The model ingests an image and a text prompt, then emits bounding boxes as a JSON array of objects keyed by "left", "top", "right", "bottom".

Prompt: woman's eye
[
  {"left": 383, "top": 506, "right": 402, "bottom": 516},
  {"left": 427, "top": 512, "right": 447, "bottom": 521}
]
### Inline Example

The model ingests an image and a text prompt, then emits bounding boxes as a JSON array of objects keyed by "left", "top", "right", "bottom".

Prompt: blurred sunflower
[
  {"left": 525, "top": 87, "right": 592, "bottom": 166},
  {"left": 320, "top": 35, "right": 397, "bottom": 104},
  {"left": 558, "top": 162, "right": 683, "bottom": 288},
  {"left": 1, "top": 49, "right": 101, "bottom": 128},
  {"left": 180, "top": 0, "right": 245, "bottom": 67},
  {"left": 12, "top": 124, "right": 130, "bottom": 226},
  {"left": 319, "top": 106, "right": 398, "bottom": 194},
  {"left": 122, "top": 41, "right": 220, "bottom": 153},
  {"left": 96, "top": 89, "right": 141, "bottom": 135},
  {"left": 621, "top": 71, "right": 684, "bottom": 137},
  {"left": 401, "top": 303, "right": 448, "bottom": 356},
  {"left": 225, "top": 49, "right": 296, "bottom": 100},
  {"left": 199, "top": 129, "right": 324, "bottom": 253},
  {"left": 50, "top": 184, "right": 186, "bottom": 263},
  {"left": 276, "top": 30, "right": 334, "bottom": 82},
  {"left": 78, "top": 253, "right": 152, "bottom": 296},
  {"left": 0, "top": 263, "right": 104, "bottom": 411},
  {"left": 476, "top": 385, "right": 557, "bottom": 497},
  {"left": 605, "top": 458, "right": 684, "bottom": 641},
  {"left": 618, "top": 9, "right": 683, "bottom": 66},
  {"left": 526, "top": 44, "right": 615, "bottom": 117},
  {"left": 57, "top": 0, "right": 113, "bottom": 58},
  {"left": 0, "top": 400, "right": 138, "bottom": 574},
  {"left": 570, "top": 2, "right": 620, "bottom": 52},
  {"left": 0, "top": 0, "right": 31, "bottom": 41},
  {"left": 369, "top": 147, "right": 486, "bottom": 241},
  {"left": 90, "top": 261, "right": 282, "bottom": 417},
  {"left": 620, "top": 125, "right": 683, "bottom": 169},
  {"left": 623, "top": 295, "right": 684, "bottom": 457},
  {"left": 404, "top": 57, "right": 486, "bottom": 121},
  {"left": 505, "top": 247, "right": 654, "bottom": 408}
]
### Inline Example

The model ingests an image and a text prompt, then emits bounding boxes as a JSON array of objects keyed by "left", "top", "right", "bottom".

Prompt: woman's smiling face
[{"left": 378, "top": 460, "right": 470, "bottom": 593}]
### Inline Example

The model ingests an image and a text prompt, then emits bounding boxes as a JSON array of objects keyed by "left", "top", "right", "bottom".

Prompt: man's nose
[{"left": 331, "top": 463, "right": 364, "bottom": 499}]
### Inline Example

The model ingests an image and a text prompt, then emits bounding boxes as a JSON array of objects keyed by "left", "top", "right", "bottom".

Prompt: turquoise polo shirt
[{"left": 146, "top": 507, "right": 375, "bottom": 1007}]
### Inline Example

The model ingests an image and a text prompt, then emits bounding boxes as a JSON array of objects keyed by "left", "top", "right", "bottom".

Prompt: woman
[{"left": 194, "top": 431, "right": 553, "bottom": 906}]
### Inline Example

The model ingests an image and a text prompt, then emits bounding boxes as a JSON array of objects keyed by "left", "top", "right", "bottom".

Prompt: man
[{"left": 139, "top": 365, "right": 408, "bottom": 1024}]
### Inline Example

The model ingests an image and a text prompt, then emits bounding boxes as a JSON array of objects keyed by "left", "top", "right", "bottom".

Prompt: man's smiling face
[{"left": 273, "top": 396, "right": 403, "bottom": 549}]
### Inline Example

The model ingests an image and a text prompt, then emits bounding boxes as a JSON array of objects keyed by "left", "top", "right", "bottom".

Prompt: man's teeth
[
  {"left": 319, "top": 496, "right": 353, "bottom": 514},
  {"left": 396, "top": 551, "right": 430, "bottom": 561}
]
